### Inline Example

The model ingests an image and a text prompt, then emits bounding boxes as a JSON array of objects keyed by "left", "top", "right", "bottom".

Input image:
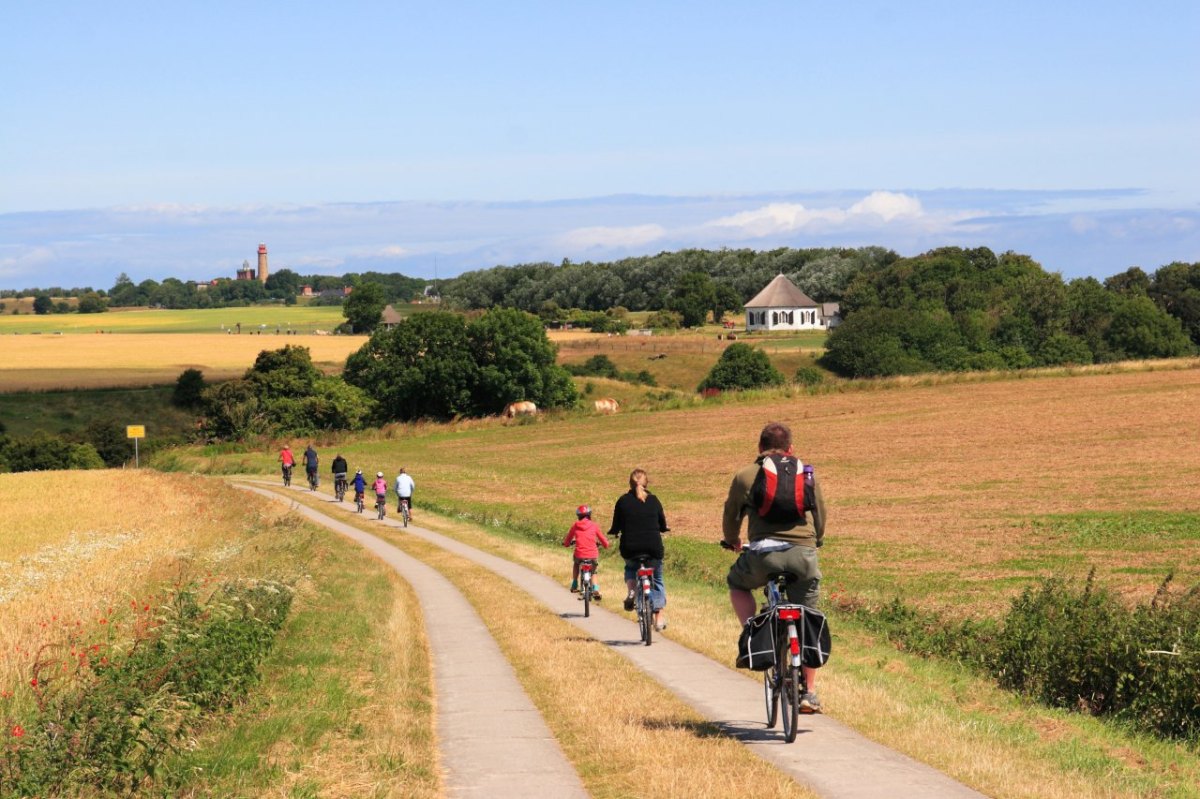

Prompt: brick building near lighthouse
[{"left": 235, "top": 244, "right": 270, "bottom": 283}]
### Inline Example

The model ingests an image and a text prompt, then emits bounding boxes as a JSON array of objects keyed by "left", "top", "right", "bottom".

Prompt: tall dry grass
[{"left": 0, "top": 471, "right": 300, "bottom": 702}]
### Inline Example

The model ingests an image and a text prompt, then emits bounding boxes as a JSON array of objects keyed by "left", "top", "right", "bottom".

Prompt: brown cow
[
  {"left": 503, "top": 400, "right": 538, "bottom": 418},
  {"left": 593, "top": 397, "right": 620, "bottom": 414}
]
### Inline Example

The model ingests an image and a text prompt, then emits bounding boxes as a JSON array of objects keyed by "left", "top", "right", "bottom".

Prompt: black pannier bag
[
  {"left": 736, "top": 611, "right": 776, "bottom": 671},
  {"left": 799, "top": 606, "right": 832, "bottom": 668}
]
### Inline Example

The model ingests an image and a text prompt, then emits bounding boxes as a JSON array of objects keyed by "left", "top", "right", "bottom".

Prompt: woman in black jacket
[{"left": 609, "top": 468, "right": 670, "bottom": 630}]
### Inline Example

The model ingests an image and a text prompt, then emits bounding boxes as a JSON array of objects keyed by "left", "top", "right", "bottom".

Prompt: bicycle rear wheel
[
  {"left": 402, "top": 503, "right": 409, "bottom": 527},
  {"left": 780, "top": 640, "right": 800, "bottom": 743},
  {"left": 764, "top": 663, "right": 780, "bottom": 729},
  {"left": 583, "top": 582, "right": 591, "bottom": 618},
  {"left": 639, "top": 595, "right": 653, "bottom": 646}
]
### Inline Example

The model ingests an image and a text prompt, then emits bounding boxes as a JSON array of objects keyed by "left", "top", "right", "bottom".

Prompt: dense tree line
[
  {"left": 102, "top": 269, "right": 427, "bottom": 310},
  {"left": 821, "top": 248, "right": 1196, "bottom": 378},
  {"left": 439, "top": 247, "right": 897, "bottom": 313}
]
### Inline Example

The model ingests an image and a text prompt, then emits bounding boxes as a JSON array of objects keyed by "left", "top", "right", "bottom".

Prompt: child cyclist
[
  {"left": 372, "top": 471, "right": 388, "bottom": 509},
  {"left": 563, "top": 505, "right": 609, "bottom": 599}
]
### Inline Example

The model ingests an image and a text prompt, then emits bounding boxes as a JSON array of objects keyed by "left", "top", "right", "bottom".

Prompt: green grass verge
[{"left": 159, "top": 496, "right": 436, "bottom": 798}]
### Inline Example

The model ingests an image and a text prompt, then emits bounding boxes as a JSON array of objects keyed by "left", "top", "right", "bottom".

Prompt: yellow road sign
[{"left": 126, "top": 425, "right": 145, "bottom": 439}]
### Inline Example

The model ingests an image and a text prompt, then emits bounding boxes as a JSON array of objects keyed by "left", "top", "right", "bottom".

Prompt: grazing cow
[
  {"left": 503, "top": 400, "right": 538, "bottom": 418},
  {"left": 593, "top": 397, "right": 620, "bottom": 414}
]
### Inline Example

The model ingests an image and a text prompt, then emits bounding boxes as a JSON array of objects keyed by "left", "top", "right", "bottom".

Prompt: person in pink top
[{"left": 563, "top": 504, "right": 610, "bottom": 599}]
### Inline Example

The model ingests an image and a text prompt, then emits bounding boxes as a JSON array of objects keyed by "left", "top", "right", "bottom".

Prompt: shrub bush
[
  {"left": 793, "top": 366, "right": 825, "bottom": 386},
  {"left": 697, "top": 343, "right": 785, "bottom": 392}
]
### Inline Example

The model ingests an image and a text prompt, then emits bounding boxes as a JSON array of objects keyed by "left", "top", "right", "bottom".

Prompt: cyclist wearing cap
[
  {"left": 352, "top": 469, "right": 367, "bottom": 506},
  {"left": 563, "top": 504, "right": 609, "bottom": 598}
]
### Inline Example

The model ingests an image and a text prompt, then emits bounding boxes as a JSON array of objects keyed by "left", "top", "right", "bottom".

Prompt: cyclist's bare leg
[
  {"left": 730, "top": 587, "right": 757, "bottom": 625},
  {"left": 803, "top": 665, "right": 817, "bottom": 692}
]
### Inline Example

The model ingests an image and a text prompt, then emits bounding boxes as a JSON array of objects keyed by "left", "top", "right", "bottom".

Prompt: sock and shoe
[
  {"left": 655, "top": 616, "right": 668, "bottom": 631},
  {"left": 570, "top": 581, "right": 579, "bottom": 593},
  {"left": 623, "top": 591, "right": 636, "bottom": 612},
  {"left": 799, "top": 693, "right": 822, "bottom": 714}
]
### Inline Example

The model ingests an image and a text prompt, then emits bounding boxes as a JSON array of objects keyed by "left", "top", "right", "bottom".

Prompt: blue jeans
[{"left": 624, "top": 558, "right": 666, "bottom": 611}]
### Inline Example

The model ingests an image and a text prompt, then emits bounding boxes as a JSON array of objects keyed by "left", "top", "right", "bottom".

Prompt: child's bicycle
[
  {"left": 633, "top": 556, "right": 656, "bottom": 645},
  {"left": 334, "top": 473, "right": 348, "bottom": 502},
  {"left": 281, "top": 464, "right": 293, "bottom": 487},
  {"left": 355, "top": 490, "right": 365, "bottom": 514},
  {"left": 722, "top": 540, "right": 808, "bottom": 743},
  {"left": 577, "top": 559, "right": 598, "bottom": 618},
  {"left": 375, "top": 494, "right": 387, "bottom": 521},
  {"left": 399, "top": 497, "right": 411, "bottom": 527}
]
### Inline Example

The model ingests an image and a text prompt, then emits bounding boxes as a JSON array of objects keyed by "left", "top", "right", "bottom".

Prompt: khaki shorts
[{"left": 726, "top": 545, "right": 821, "bottom": 608}]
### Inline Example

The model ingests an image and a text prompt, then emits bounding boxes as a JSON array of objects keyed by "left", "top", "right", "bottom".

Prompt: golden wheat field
[
  {"left": 0, "top": 471, "right": 306, "bottom": 696},
  {"left": 0, "top": 333, "right": 366, "bottom": 391}
]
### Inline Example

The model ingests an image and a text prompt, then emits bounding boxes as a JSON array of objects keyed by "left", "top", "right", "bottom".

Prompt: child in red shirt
[{"left": 563, "top": 504, "right": 610, "bottom": 599}]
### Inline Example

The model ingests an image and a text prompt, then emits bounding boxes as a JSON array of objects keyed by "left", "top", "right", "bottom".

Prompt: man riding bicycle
[
  {"left": 394, "top": 467, "right": 415, "bottom": 516},
  {"left": 723, "top": 421, "right": 826, "bottom": 713},
  {"left": 303, "top": 444, "right": 319, "bottom": 488},
  {"left": 331, "top": 452, "right": 348, "bottom": 497}
]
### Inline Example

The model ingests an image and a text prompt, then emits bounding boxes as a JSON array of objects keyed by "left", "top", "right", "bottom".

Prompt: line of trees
[
  {"left": 821, "top": 248, "right": 1197, "bottom": 378},
  {"left": 439, "top": 247, "right": 897, "bottom": 314}
]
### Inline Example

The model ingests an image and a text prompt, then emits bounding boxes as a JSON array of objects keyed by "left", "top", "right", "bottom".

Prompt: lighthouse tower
[{"left": 257, "top": 244, "right": 269, "bottom": 284}]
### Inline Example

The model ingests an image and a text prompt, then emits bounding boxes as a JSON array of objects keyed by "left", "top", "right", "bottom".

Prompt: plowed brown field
[{"left": 379, "top": 364, "right": 1200, "bottom": 612}]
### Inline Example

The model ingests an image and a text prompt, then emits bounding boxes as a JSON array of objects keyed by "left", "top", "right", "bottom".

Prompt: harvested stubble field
[
  {"left": 0, "top": 332, "right": 365, "bottom": 391},
  {"left": 553, "top": 330, "right": 824, "bottom": 390},
  {"left": 236, "top": 362, "right": 1200, "bottom": 614}
]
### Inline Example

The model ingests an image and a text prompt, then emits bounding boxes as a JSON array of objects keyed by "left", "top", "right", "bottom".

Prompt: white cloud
[
  {"left": 0, "top": 246, "right": 56, "bottom": 277},
  {"left": 848, "top": 191, "right": 924, "bottom": 221},
  {"left": 703, "top": 191, "right": 972, "bottom": 239},
  {"left": 555, "top": 224, "right": 666, "bottom": 250}
]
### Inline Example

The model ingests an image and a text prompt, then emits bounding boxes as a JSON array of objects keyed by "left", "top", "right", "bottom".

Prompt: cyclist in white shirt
[{"left": 395, "top": 468, "right": 415, "bottom": 515}]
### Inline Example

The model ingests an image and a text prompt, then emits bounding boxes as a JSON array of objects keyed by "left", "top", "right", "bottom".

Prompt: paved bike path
[
  {"left": 238, "top": 484, "right": 589, "bottom": 799},
  {"left": 253, "top": 483, "right": 987, "bottom": 799}
]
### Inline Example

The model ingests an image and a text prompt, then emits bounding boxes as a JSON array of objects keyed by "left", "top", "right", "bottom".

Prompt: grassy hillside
[{"left": 165, "top": 361, "right": 1200, "bottom": 615}]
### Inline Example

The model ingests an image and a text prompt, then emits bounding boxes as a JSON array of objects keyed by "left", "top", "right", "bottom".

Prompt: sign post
[{"left": 126, "top": 425, "right": 145, "bottom": 468}]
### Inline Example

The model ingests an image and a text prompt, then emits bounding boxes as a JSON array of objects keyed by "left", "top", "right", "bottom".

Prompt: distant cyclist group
[
  {"left": 278, "top": 444, "right": 415, "bottom": 523},
  {"left": 277, "top": 419, "right": 828, "bottom": 721}
]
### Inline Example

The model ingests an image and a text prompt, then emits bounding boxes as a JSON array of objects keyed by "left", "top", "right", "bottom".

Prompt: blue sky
[{"left": 1, "top": 2, "right": 1197, "bottom": 290}]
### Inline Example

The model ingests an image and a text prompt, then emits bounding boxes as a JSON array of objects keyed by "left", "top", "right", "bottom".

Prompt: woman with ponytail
[{"left": 609, "top": 468, "right": 671, "bottom": 630}]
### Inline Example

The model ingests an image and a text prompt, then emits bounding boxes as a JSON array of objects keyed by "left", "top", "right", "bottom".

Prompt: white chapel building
[{"left": 744, "top": 273, "right": 840, "bottom": 332}]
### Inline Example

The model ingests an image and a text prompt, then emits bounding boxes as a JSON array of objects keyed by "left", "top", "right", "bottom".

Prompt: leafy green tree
[
  {"left": 1149, "top": 261, "right": 1200, "bottom": 345},
  {"left": 83, "top": 419, "right": 134, "bottom": 467},
  {"left": 173, "top": 368, "right": 207, "bottom": 408},
  {"left": 342, "top": 282, "right": 388, "bottom": 334},
  {"left": 344, "top": 312, "right": 479, "bottom": 421},
  {"left": 468, "top": 308, "right": 577, "bottom": 414},
  {"left": 1104, "top": 267, "right": 1151, "bottom": 295},
  {"left": 264, "top": 268, "right": 303, "bottom": 296},
  {"left": 819, "top": 308, "right": 931, "bottom": 377},
  {"left": 712, "top": 283, "right": 742, "bottom": 324},
  {"left": 77, "top": 292, "right": 107, "bottom": 313},
  {"left": 200, "top": 380, "right": 261, "bottom": 440},
  {"left": 32, "top": 295, "right": 53, "bottom": 315},
  {"left": 669, "top": 271, "right": 717, "bottom": 327},
  {"left": 698, "top": 343, "right": 785, "bottom": 392},
  {"left": 1105, "top": 294, "right": 1193, "bottom": 359}
]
